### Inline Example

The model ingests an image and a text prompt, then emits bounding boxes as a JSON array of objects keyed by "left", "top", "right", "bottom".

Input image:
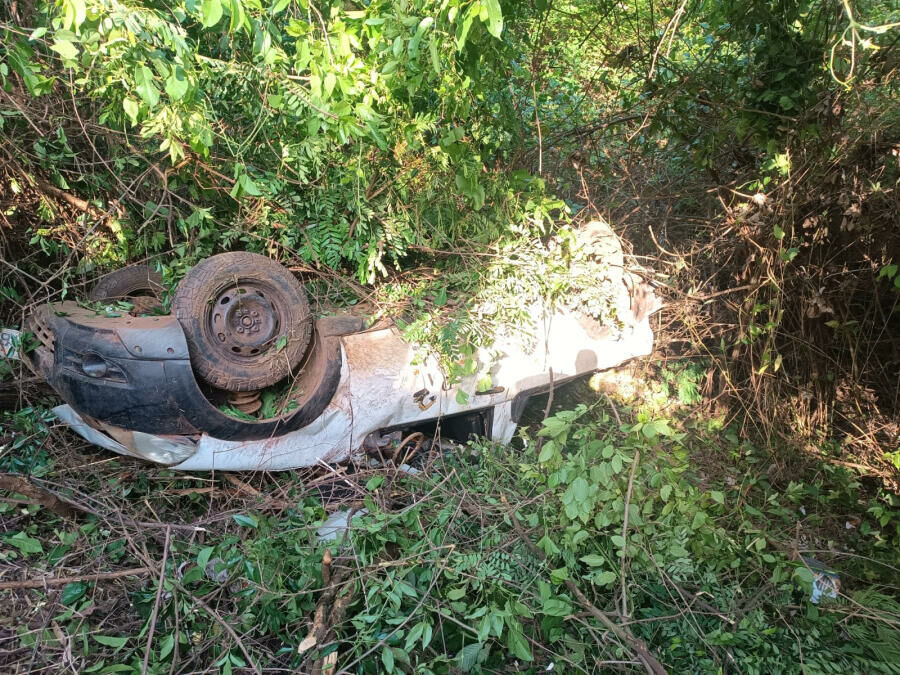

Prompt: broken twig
[
  {"left": 620, "top": 449, "right": 640, "bottom": 618},
  {"left": 142, "top": 525, "right": 171, "bottom": 675}
]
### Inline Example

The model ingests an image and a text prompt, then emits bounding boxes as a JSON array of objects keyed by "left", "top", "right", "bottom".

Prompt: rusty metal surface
[{"left": 228, "top": 391, "right": 262, "bottom": 414}]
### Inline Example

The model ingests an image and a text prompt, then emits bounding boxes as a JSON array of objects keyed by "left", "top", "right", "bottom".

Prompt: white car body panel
[{"left": 51, "top": 304, "right": 653, "bottom": 471}]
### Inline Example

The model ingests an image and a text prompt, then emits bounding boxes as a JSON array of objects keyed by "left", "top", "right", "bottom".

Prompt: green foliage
[
  {"left": 1, "top": 0, "right": 543, "bottom": 279},
  {"left": 520, "top": 404, "right": 900, "bottom": 672},
  {"left": 660, "top": 360, "right": 706, "bottom": 405},
  {"left": 3, "top": 388, "right": 900, "bottom": 672},
  {"left": 2, "top": 0, "right": 899, "bottom": 669},
  {"left": 0, "top": 406, "right": 55, "bottom": 476}
]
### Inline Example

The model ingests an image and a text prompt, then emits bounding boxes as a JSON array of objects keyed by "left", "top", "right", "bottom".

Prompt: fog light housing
[{"left": 81, "top": 352, "right": 109, "bottom": 378}]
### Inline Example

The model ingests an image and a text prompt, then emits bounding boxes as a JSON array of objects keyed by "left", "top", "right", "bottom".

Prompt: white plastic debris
[
  {"left": 801, "top": 556, "right": 840, "bottom": 604},
  {"left": 1, "top": 328, "right": 21, "bottom": 360},
  {"left": 316, "top": 508, "right": 369, "bottom": 542}
]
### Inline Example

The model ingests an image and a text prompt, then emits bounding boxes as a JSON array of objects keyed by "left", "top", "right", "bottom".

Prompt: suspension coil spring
[{"left": 227, "top": 390, "right": 262, "bottom": 414}]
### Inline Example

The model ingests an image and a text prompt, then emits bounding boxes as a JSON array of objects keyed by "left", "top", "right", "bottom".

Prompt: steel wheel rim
[{"left": 206, "top": 280, "right": 283, "bottom": 359}]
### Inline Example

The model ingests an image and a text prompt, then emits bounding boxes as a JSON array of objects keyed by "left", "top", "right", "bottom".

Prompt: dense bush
[{"left": 2, "top": 0, "right": 548, "bottom": 279}]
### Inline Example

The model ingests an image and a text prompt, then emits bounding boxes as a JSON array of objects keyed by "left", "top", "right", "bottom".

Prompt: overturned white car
[{"left": 8, "top": 224, "right": 656, "bottom": 471}]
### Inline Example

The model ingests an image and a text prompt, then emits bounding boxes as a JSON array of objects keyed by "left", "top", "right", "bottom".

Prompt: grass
[{"left": 2, "top": 365, "right": 899, "bottom": 674}]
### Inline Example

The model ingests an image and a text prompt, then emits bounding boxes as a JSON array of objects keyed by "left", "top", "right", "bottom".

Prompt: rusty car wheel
[
  {"left": 90, "top": 264, "right": 164, "bottom": 302},
  {"left": 172, "top": 252, "right": 313, "bottom": 391}
]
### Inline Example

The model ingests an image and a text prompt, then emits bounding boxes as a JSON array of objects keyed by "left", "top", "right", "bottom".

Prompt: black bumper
[{"left": 34, "top": 303, "right": 347, "bottom": 441}]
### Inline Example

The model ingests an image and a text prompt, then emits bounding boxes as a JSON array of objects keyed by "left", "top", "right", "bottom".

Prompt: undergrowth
[{"left": 2, "top": 377, "right": 899, "bottom": 673}]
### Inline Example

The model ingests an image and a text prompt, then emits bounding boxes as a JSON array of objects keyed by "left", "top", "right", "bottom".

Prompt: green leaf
[
  {"left": 794, "top": 566, "right": 815, "bottom": 589},
  {"left": 482, "top": 0, "right": 504, "bottom": 38},
  {"left": 232, "top": 513, "right": 258, "bottom": 528},
  {"left": 201, "top": 0, "right": 223, "bottom": 27},
  {"left": 122, "top": 97, "right": 140, "bottom": 124},
  {"left": 610, "top": 454, "right": 623, "bottom": 473},
  {"left": 506, "top": 625, "right": 532, "bottom": 661},
  {"left": 181, "top": 566, "right": 204, "bottom": 584},
  {"left": 593, "top": 570, "right": 617, "bottom": 586},
  {"left": 455, "top": 14, "right": 474, "bottom": 51},
  {"left": 61, "top": 581, "right": 87, "bottom": 605},
  {"left": 641, "top": 419, "right": 672, "bottom": 439},
  {"left": 429, "top": 38, "right": 441, "bottom": 74},
  {"left": 323, "top": 72, "right": 336, "bottom": 99},
  {"left": 781, "top": 247, "right": 799, "bottom": 262},
  {"left": 229, "top": 0, "right": 247, "bottom": 32},
  {"left": 50, "top": 40, "right": 79, "bottom": 62},
  {"left": 275, "top": 335, "right": 287, "bottom": 351},
  {"left": 447, "top": 587, "right": 466, "bottom": 600},
  {"left": 94, "top": 635, "right": 128, "bottom": 649},
  {"left": 579, "top": 554, "right": 606, "bottom": 567},
  {"left": 381, "top": 646, "right": 394, "bottom": 672},
  {"left": 159, "top": 633, "right": 175, "bottom": 660},
  {"left": 541, "top": 596, "right": 572, "bottom": 616},
  {"left": 710, "top": 490, "right": 725, "bottom": 505},
  {"left": 8, "top": 532, "right": 43, "bottom": 554},
  {"left": 197, "top": 546, "right": 214, "bottom": 571},
  {"left": 537, "top": 440, "right": 556, "bottom": 463},
  {"left": 476, "top": 375, "right": 492, "bottom": 393},
  {"left": 549, "top": 566, "right": 569, "bottom": 583},
  {"left": 773, "top": 224, "right": 785, "bottom": 240},
  {"left": 134, "top": 65, "right": 160, "bottom": 108},
  {"left": 239, "top": 174, "right": 262, "bottom": 196},
  {"left": 63, "top": 0, "right": 87, "bottom": 31},
  {"left": 878, "top": 264, "right": 897, "bottom": 279},
  {"left": 660, "top": 484, "right": 673, "bottom": 502},
  {"left": 165, "top": 66, "right": 189, "bottom": 101},
  {"left": 456, "top": 643, "right": 483, "bottom": 672},
  {"left": 404, "top": 621, "right": 426, "bottom": 651},
  {"left": 536, "top": 534, "right": 560, "bottom": 555},
  {"left": 455, "top": 389, "right": 469, "bottom": 405},
  {"left": 570, "top": 476, "right": 589, "bottom": 502}
]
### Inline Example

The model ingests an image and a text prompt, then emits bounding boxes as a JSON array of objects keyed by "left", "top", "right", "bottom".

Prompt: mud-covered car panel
[{"left": 38, "top": 303, "right": 345, "bottom": 441}]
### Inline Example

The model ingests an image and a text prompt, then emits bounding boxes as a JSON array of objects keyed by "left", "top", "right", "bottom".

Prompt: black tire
[
  {"left": 90, "top": 264, "right": 164, "bottom": 301},
  {"left": 172, "top": 252, "right": 313, "bottom": 391}
]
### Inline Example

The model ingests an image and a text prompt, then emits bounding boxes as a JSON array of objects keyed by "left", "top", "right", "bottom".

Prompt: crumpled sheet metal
[
  {"left": 55, "top": 300, "right": 655, "bottom": 471},
  {"left": 53, "top": 404, "right": 197, "bottom": 465}
]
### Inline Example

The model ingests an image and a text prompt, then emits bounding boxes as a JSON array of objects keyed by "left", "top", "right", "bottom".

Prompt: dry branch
[
  {"left": 0, "top": 567, "right": 151, "bottom": 590},
  {"left": 0, "top": 473, "right": 81, "bottom": 518}
]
